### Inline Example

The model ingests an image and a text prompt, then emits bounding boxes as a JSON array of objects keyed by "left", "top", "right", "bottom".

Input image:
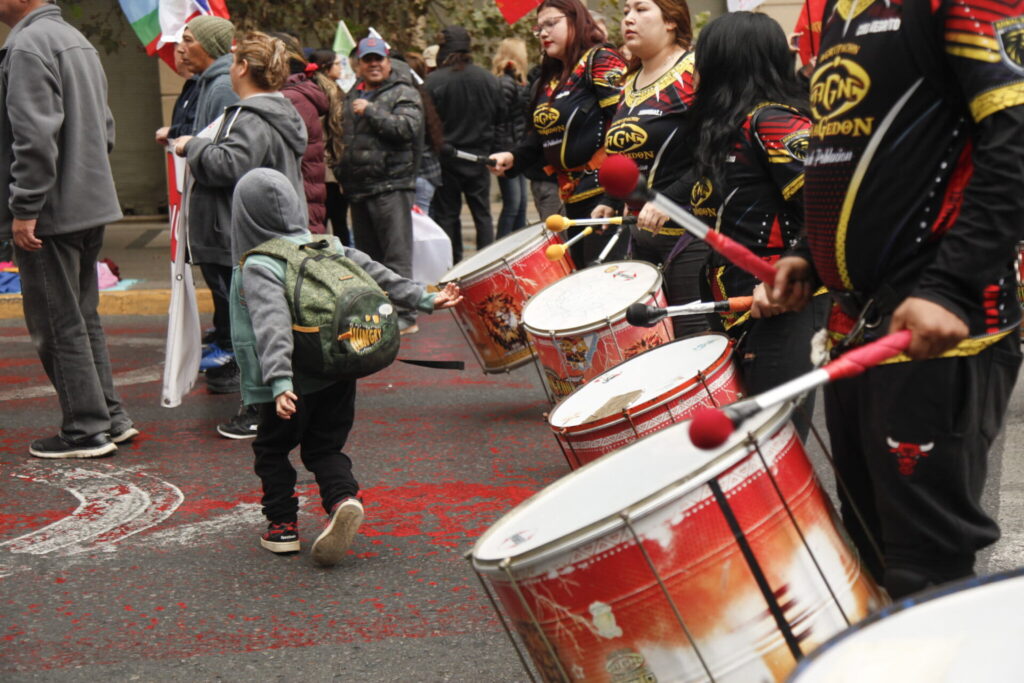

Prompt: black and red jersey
[
  {"left": 804, "top": 0, "right": 1024, "bottom": 352},
  {"left": 512, "top": 46, "right": 626, "bottom": 203},
  {"left": 605, "top": 52, "right": 696, "bottom": 199},
  {"left": 691, "top": 104, "right": 811, "bottom": 328}
]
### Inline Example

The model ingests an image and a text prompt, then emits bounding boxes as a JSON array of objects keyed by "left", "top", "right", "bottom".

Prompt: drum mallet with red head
[
  {"left": 545, "top": 214, "right": 637, "bottom": 233},
  {"left": 545, "top": 227, "right": 593, "bottom": 260},
  {"left": 626, "top": 297, "right": 754, "bottom": 327},
  {"left": 598, "top": 155, "right": 778, "bottom": 286},
  {"left": 688, "top": 330, "right": 913, "bottom": 449}
]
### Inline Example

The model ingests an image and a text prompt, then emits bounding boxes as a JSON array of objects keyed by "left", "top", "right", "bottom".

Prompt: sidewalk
[{"left": 0, "top": 196, "right": 543, "bottom": 320}]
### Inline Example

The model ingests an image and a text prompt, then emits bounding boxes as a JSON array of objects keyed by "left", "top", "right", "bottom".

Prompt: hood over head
[
  {"left": 226, "top": 93, "right": 308, "bottom": 157},
  {"left": 231, "top": 168, "right": 308, "bottom": 263},
  {"left": 437, "top": 26, "right": 471, "bottom": 66}
]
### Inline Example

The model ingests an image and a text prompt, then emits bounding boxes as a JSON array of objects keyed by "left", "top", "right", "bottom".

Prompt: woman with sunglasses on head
[
  {"left": 490, "top": 0, "right": 627, "bottom": 266},
  {"left": 686, "top": 12, "right": 828, "bottom": 438},
  {"left": 592, "top": 0, "right": 708, "bottom": 338}
]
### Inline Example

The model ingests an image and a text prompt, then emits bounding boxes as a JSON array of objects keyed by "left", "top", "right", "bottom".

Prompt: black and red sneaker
[
  {"left": 311, "top": 497, "right": 364, "bottom": 567},
  {"left": 260, "top": 521, "right": 300, "bottom": 554}
]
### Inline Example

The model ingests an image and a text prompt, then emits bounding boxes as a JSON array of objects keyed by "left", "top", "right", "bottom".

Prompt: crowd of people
[{"left": 4, "top": 0, "right": 1024, "bottom": 596}]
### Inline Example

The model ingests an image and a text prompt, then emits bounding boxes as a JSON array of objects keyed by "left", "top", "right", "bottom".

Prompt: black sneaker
[
  {"left": 29, "top": 434, "right": 116, "bottom": 459},
  {"left": 216, "top": 405, "right": 259, "bottom": 439},
  {"left": 109, "top": 424, "right": 140, "bottom": 444},
  {"left": 311, "top": 497, "right": 364, "bottom": 567},
  {"left": 260, "top": 521, "right": 300, "bottom": 554},
  {"left": 206, "top": 357, "right": 240, "bottom": 394}
]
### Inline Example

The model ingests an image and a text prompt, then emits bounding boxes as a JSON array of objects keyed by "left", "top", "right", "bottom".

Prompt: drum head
[
  {"left": 549, "top": 334, "right": 731, "bottom": 429},
  {"left": 473, "top": 404, "right": 789, "bottom": 567},
  {"left": 522, "top": 261, "right": 662, "bottom": 332},
  {"left": 791, "top": 569, "right": 1024, "bottom": 681},
  {"left": 441, "top": 223, "right": 545, "bottom": 282}
]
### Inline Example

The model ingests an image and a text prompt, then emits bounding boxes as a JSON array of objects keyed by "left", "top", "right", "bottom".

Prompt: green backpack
[{"left": 242, "top": 237, "right": 401, "bottom": 380}]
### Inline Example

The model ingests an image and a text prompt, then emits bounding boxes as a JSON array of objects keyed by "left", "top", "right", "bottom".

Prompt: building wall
[{"left": 0, "top": 3, "right": 167, "bottom": 216}]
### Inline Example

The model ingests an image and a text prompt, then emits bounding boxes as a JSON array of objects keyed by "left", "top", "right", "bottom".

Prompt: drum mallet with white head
[
  {"left": 626, "top": 297, "right": 754, "bottom": 327},
  {"left": 688, "top": 330, "right": 913, "bottom": 449}
]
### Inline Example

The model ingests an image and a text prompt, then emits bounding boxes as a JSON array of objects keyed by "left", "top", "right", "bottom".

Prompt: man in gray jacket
[
  {"left": 337, "top": 37, "right": 424, "bottom": 334},
  {"left": 0, "top": 0, "right": 136, "bottom": 458}
]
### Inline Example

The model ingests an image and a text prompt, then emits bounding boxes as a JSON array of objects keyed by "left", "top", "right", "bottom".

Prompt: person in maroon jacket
[
  {"left": 769, "top": 0, "right": 1024, "bottom": 598},
  {"left": 276, "top": 34, "right": 328, "bottom": 234}
]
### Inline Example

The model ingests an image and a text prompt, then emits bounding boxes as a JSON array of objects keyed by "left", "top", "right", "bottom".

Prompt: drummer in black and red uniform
[
  {"left": 592, "top": 0, "right": 711, "bottom": 338},
  {"left": 684, "top": 12, "right": 829, "bottom": 438},
  {"left": 490, "top": 0, "right": 627, "bottom": 265},
  {"left": 769, "top": 0, "right": 1024, "bottom": 598}
]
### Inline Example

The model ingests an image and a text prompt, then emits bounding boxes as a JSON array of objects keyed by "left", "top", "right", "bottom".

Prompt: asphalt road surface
[{"left": 1, "top": 314, "right": 1022, "bottom": 681}]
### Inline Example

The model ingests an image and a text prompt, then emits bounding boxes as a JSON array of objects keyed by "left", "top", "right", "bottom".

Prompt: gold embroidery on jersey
[
  {"left": 995, "top": 17, "right": 1024, "bottom": 72},
  {"left": 946, "top": 45, "right": 1003, "bottom": 62},
  {"left": 878, "top": 330, "right": 1012, "bottom": 362},
  {"left": 836, "top": 0, "right": 875, "bottom": 21},
  {"left": 969, "top": 81, "right": 1024, "bottom": 122},
  {"left": 606, "top": 120, "right": 649, "bottom": 153},
  {"left": 810, "top": 57, "right": 871, "bottom": 120},
  {"left": 565, "top": 186, "right": 606, "bottom": 203},
  {"left": 622, "top": 51, "right": 694, "bottom": 108},
  {"left": 782, "top": 174, "right": 805, "bottom": 201},
  {"left": 533, "top": 104, "right": 561, "bottom": 135}
]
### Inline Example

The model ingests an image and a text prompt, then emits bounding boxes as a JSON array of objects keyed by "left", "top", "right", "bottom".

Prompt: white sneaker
[{"left": 311, "top": 497, "right": 364, "bottom": 567}]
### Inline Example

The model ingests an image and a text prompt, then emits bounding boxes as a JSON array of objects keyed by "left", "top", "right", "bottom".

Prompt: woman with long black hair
[
  {"left": 686, "top": 11, "right": 827, "bottom": 437},
  {"left": 489, "top": 0, "right": 627, "bottom": 265},
  {"left": 593, "top": 0, "right": 708, "bottom": 337}
]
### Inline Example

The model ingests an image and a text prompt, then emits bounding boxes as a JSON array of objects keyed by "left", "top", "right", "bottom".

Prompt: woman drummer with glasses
[{"left": 490, "top": 0, "right": 627, "bottom": 266}]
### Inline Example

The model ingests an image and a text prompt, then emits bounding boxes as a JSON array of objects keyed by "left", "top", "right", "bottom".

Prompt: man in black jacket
[
  {"left": 425, "top": 26, "right": 503, "bottom": 263},
  {"left": 337, "top": 37, "right": 424, "bottom": 333}
]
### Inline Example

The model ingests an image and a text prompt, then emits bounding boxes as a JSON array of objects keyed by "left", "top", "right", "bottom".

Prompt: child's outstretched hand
[
  {"left": 275, "top": 390, "right": 298, "bottom": 419},
  {"left": 433, "top": 283, "right": 463, "bottom": 309}
]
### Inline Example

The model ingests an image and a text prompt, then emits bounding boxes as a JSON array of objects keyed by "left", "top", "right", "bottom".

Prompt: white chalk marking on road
[
  {"left": 1, "top": 463, "right": 183, "bottom": 556},
  {"left": 141, "top": 503, "right": 265, "bottom": 548},
  {"left": 0, "top": 364, "right": 164, "bottom": 401}
]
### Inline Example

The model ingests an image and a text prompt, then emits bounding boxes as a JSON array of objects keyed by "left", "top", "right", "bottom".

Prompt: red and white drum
[
  {"left": 472, "top": 404, "right": 886, "bottom": 682},
  {"left": 522, "top": 261, "right": 673, "bottom": 400},
  {"left": 441, "top": 224, "right": 574, "bottom": 373},
  {"left": 548, "top": 333, "right": 743, "bottom": 468},
  {"left": 791, "top": 568, "right": 1024, "bottom": 681}
]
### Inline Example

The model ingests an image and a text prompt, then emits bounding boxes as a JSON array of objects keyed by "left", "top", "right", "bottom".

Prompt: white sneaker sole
[
  {"left": 311, "top": 500, "right": 364, "bottom": 567},
  {"left": 260, "top": 537, "right": 301, "bottom": 554},
  {"left": 110, "top": 427, "right": 140, "bottom": 444},
  {"left": 29, "top": 442, "right": 117, "bottom": 459},
  {"left": 216, "top": 425, "right": 258, "bottom": 440}
]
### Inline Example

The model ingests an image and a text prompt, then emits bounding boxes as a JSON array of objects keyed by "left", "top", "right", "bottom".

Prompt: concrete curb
[{"left": 0, "top": 288, "right": 215, "bottom": 320}]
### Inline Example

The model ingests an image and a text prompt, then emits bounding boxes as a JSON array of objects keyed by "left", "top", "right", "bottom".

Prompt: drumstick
[
  {"left": 544, "top": 214, "right": 637, "bottom": 233},
  {"left": 592, "top": 225, "right": 624, "bottom": 265},
  {"left": 545, "top": 227, "right": 593, "bottom": 260},
  {"left": 689, "top": 330, "right": 912, "bottom": 449},
  {"left": 625, "top": 297, "right": 754, "bottom": 327},
  {"left": 599, "top": 155, "right": 777, "bottom": 286}
]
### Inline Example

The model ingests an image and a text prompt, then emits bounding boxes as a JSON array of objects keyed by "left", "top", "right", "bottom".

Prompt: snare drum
[
  {"left": 472, "top": 404, "right": 886, "bottom": 682},
  {"left": 790, "top": 568, "right": 1024, "bottom": 682},
  {"left": 549, "top": 333, "right": 743, "bottom": 468},
  {"left": 522, "top": 261, "right": 673, "bottom": 400},
  {"left": 441, "top": 225, "right": 574, "bottom": 373}
]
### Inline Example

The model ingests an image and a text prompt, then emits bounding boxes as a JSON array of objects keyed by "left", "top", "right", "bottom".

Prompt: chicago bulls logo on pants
[{"left": 886, "top": 437, "right": 934, "bottom": 476}]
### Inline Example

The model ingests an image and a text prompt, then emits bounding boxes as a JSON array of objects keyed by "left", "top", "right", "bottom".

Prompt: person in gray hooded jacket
[
  {"left": 0, "top": 0, "right": 136, "bottom": 459},
  {"left": 229, "top": 168, "right": 461, "bottom": 566},
  {"left": 175, "top": 31, "right": 307, "bottom": 392}
]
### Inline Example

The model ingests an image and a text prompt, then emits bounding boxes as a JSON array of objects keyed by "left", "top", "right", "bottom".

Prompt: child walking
[{"left": 229, "top": 168, "right": 461, "bottom": 566}]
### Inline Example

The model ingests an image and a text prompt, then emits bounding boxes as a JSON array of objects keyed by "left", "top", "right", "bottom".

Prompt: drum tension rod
[
  {"left": 745, "top": 432, "right": 852, "bottom": 628},
  {"left": 499, "top": 557, "right": 571, "bottom": 682},
  {"left": 619, "top": 511, "right": 717, "bottom": 682},
  {"left": 707, "top": 477, "right": 805, "bottom": 663},
  {"left": 464, "top": 551, "right": 538, "bottom": 682},
  {"left": 696, "top": 370, "right": 718, "bottom": 407}
]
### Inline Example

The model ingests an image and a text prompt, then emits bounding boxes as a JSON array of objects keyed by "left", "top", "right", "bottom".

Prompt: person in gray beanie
[{"left": 175, "top": 14, "right": 240, "bottom": 373}]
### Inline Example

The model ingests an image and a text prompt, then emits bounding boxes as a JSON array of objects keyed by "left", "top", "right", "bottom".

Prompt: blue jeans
[
  {"left": 496, "top": 175, "right": 527, "bottom": 239},
  {"left": 15, "top": 226, "right": 131, "bottom": 440},
  {"left": 414, "top": 177, "right": 436, "bottom": 214}
]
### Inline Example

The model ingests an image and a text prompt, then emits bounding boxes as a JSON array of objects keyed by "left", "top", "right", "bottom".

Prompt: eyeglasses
[{"left": 532, "top": 15, "right": 566, "bottom": 37}]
